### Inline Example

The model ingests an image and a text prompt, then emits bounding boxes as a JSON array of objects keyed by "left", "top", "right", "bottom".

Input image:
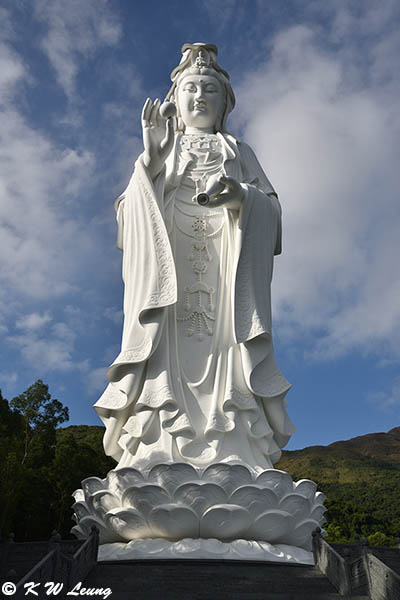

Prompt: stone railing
[
  {"left": 312, "top": 528, "right": 351, "bottom": 595},
  {"left": 12, "top": 549, "right": 58, "bottom": 600},
  {"left": 365, "top": 552, "right": 400, "bottom": 600},
  {"left": 2, "top": 527, "right": 99, "bottom": 596},
  {"left": 313, "top": 528, "right": 400, "bottom": 599},
  {"left": 58, "top": 526, "right": 99, "bottom": 587},
  {"left": 347, "top": 553, "right": 370, "bottom": 596}
]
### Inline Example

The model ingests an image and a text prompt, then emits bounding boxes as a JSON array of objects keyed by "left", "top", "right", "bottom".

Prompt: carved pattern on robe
[{"left": 138, "top": 171, "right": 176, "bottom": 307}]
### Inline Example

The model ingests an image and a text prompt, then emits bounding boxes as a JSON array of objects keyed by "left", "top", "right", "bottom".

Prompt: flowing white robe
[{"left": 94, "top": 132, "right": 295, "bottom": 472}]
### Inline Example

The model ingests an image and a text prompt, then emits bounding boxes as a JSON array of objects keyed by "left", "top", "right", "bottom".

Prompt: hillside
[
  {"left": 276, "top": 426, "right": 400, "bottom": 483},
  {"left": 276, "top": 427, "right": 400, "bottom": 545}
]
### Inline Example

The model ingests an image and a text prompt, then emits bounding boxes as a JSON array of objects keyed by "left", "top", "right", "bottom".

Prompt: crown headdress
[{"left": 169, "top": 43, "right": 230, "bottom": 83}]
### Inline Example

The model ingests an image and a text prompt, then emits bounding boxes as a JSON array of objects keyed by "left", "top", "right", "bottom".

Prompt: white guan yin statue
[{"left": 73, "top": 44, "right": 326, "bottom": 563}]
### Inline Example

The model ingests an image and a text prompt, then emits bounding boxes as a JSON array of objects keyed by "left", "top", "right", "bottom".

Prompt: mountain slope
[{"left": 276, "top": 427, "right": 400, "bottom": 544}]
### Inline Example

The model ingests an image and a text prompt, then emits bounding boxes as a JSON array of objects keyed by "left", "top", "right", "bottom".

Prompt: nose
[{"left": 195, "top": 87, "right": 204, "bottom": 100}]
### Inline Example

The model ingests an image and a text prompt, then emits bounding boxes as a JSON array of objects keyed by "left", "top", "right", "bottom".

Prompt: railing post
[
  {"left": 48, "top": 530, "right": 62, "bottom": 581},
  {"left": 361, "top": 537, "right": 373, "bottom": 596},
  {"left": 90, "top": 525, "right": 99, "bottom": 564},
  {"left": 312, "top": 526, "right": 321, "bottom": 565},
  {"left": 312, "top": 527, "right": 352, "bottom": 596},
  {"left": 341, "top": 550, "right": 352, "bottom": 596}
]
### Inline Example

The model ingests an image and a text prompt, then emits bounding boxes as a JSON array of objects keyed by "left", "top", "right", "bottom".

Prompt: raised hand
[
  {"left": 142, "top": 98, "right": 175, "bottom": 180},
  {"left": 204, "top": 174, "right": 244, "bottom": 211}
]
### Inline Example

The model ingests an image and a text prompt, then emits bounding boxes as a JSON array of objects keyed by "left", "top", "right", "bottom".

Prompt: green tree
[
  {"left": 368, "top": 531, "right": 391, "bottom": 547},
  {"left": 10, "top": 380, "right": 69, "bottom": 465},
  {"left": 0, "top": 390, "right": 25, "bottom": 533},
  {"left": 1, "top": 381, "right": 69, "bottom": 539}
]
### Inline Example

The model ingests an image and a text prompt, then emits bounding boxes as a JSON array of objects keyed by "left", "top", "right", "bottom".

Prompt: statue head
[{"left": 167, "top": 43, "right": 235, "bottom": 133}]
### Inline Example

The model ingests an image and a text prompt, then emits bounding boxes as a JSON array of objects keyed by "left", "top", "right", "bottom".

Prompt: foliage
[
  {"left": 1, "top": 381, "right": 399, "bottom": 544},
  {"left": 276, "top": 437, "right": 400, "bottom": 547},
  {"left": 0, "top": 382, "right": 114, "bottom": 541}
]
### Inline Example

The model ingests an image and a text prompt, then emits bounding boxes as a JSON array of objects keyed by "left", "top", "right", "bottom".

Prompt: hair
[{"left": 166, "top": 43, "right": 235, "bottom": 133}]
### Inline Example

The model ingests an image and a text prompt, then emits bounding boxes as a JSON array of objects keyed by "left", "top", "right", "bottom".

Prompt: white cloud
[
  {"left": 0, "top": 103, "right": 95, "bottom": 303},
  {"left": 0, "top": 9, "right": 103, "bottom": 330},
  {"left": 104, "top": 307, "right": 123, "bottom": 325},
  {"left": 86, "top": 366, "right": 108, "bottom": 394},
  {"left": 7, "top": 321, "right": 81, "bottom": 372},
  {"left": 0, "top": 371, "right": 18, "bottom": 389},
  {"left": 234, "top": 17, "right": 400, "bottom": 362},
  {"left": 16, "top": 312, "right": 52, "bottom": 331},
  {"left": 0, "top": 41, "right": 25, "bottom": 97},
  {"left": 368, "top": 378, "right": 400, "bottom": 415},
  {"left": 34, "top": 0, "right": 121, "bottom": 100}
]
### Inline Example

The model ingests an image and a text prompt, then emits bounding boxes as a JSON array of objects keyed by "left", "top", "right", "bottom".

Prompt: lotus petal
[
  {"left": 202, "top": 464, "right": 252, "bottom": 493},
  {"left": 81, "top": 477, "right": 105, "bottom": 503},
  {"left": 284, "top": 519, "right": 320, "bottom": 551},
  {"left": 310, "top": 505, "right": 327, "bottom": 521},
  {"left": 255, "top": 470, "right": 293, "bottom": 499},
  {"left": 148, "top": 464, "right": 197, "bottom": 494},
  {"left": 230, "top": 486, "right": 278, "bottom": 518},
  {"left": 315, "top": 491, "right": 327, "bottom": 504},
  {"left": 70, "top": 525, "right": 87, "bottom": 540},
  {"left": 249, "top": 509, "right": 292, "bottom": 542},
  {"left": 200, "top": 504, "right": 251, "bottom": 540},
  {"left": 122, "top": 485, "right": 170, "bottom": 517},
  {"left": 279, "top": 494, "right": 310, "bottom": 520},
  {"left": 107, "top": 468, "right": 145, "bottom": 496},
  {"left": 230, "top": 539, "right": 268, "bottom": 559},
  {"left": 174, "top": 483, "right": 228, "bottom": 517},
  {"left": 105, "top": 508, "right": 148, "bottom": 541},
  {"left": 88, "top": 490, "right": 120, "bottom": 519},
  {"left": 75, "top": 515, "right": 119, "bottom": 544},
  {"left": 127, "top": 538, "right": 170, "bottom": 555},
  {"left": 200, "top": 538, "right": 229, "bottom": 555},
  {"left": 293, "top": 479, "right": 317, "bottom": 500},
  {"left": 72, "top": 501, "right": 90, "bottom": 520},
  {"left": 72, "top": 489, "right": 85, "bottom": 503},
  {"left": 148, "top": 504, "right": 199, "bottom": 539}
]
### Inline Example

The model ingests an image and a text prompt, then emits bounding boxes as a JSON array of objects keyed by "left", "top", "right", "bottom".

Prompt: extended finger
[
  {"left": 150, "top": 98, "right": 160, "bottom": 125},
  {"left": 160, "top": 117, "right": 175, "bottom": 152},
  {"left": 141, "top": 98, "right": 152, "bottom": 126},
  {"left": 154, "top": 98, "right": 163, "bottom": 127}
]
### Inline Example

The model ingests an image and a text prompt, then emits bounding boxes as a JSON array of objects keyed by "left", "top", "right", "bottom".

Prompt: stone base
[{"left": 98, "top": 538, "right": 314, "bottom": 564}]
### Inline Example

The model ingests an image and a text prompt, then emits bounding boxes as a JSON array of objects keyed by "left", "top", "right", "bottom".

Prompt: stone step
[
  {"left": 83, "top": 560, "right": 355, "bottom": 599},
  {"left": 81, "top": 595, "right": 367, "bottom": 600},
  {"left": 0, "top": 545, "right": 49, "bottom": 579}
]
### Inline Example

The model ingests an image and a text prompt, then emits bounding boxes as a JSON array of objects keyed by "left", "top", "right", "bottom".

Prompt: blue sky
[{"left": 1, "top": 0, "right": 399, "bottom": 451}]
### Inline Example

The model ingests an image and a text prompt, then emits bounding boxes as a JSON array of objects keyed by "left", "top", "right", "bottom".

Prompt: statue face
[{"left": 177, "top": 74, "right": 224, "bottom": 131}]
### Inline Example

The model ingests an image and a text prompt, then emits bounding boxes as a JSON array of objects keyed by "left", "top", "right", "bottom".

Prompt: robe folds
[{"left": 94, "top": 132, "right": 296, "bottom": 472}]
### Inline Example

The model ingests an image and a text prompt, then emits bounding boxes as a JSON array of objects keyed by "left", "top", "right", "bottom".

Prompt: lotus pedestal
[{"left": 72, "top": 463, "right": 326, "bottom": 564}]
